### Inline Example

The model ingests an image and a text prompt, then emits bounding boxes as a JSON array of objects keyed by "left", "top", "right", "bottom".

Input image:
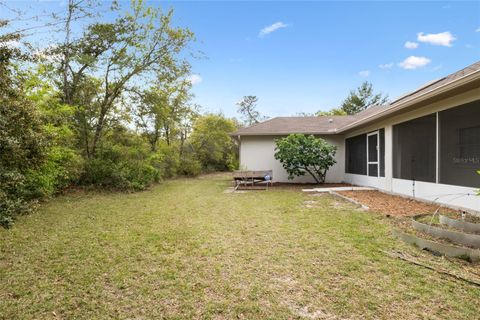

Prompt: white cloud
[
  {"left": 398, "top": 56, "right": 431, "bottom": 70},
  {"left": 379, "top": 62, "right": 394, "bottom": 69},
  {"left": 258, "top": 22, "right": 289, "bottom": 37},
  {"left": 404, "top": 41, "right": 418, "bottom": 49},
  {"left": 187, "top": 74, "right": 202, "bottom": 85},
  {"left": 358, "top": 70, "right": 370, "bottom": 77},
  {"left": 417, "top": 31, "right": 456, "bottom": 47},
  {"left": 476, "top": 27, "right": 480, "bottom": 32}
]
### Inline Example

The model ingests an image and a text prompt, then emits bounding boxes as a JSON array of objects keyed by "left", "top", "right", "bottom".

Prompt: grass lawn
[{"left": 1, "top": 174, "right": 479, "bottom": 319}]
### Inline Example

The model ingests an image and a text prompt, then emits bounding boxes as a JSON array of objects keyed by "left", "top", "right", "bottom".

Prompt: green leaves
[
  {"left": 0, "top": 52, "right": 49, "bottom": 227},
  {"left": 236, "top": 95, "right": 266, "bottom": 126},
  {"left": 477, "top": 170, "right": 480, "bottom": 196},
  {"left": 274, "top": 134, "right": 337, "bottom": 184},
  {"left": 340, "top": 81, "right": 389, "bottom": 115},
  {"left": 190, "top": 114, "right": 238, "bottom": 171}
]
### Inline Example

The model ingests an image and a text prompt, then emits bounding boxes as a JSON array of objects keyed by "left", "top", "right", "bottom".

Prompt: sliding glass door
[{"left": 367, "top": 131, "right": 379, "bottom": 177}]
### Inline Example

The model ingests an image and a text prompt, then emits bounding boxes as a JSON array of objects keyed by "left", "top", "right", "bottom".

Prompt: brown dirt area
[{"left": 337, "top": 190, "right": 457, "bottom": 217}]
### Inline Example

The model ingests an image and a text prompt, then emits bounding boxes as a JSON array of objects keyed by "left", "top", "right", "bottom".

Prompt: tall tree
[
  {"left": 236, "top": 95, "right": 265, "bottom": 126},
  {"left": 340, "top": 81, "right": 389, "bottom": 115},
  {"left": 190, "top": 114, "right": 238, "bottom": 171},
  {"left": 51, "top": 0, "right": 194, "bottom": 157},
  {"left": 0, "top": 24, "right": 48, "bottom": 227},
  {"left": 136, "top": 63, "right": 195, "bottom": 151}
]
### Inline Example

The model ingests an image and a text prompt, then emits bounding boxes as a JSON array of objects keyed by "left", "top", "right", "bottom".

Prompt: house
[{"left": 232, "top": 61, "right": 480, "bottom": 212}]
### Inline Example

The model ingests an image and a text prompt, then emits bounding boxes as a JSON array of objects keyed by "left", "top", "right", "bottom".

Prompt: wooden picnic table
[{"left": 233, "top": 170, "right": 273, "bottom": 190}]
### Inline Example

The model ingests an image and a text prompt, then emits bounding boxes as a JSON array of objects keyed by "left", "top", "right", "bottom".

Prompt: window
[
  {"left": 393, "top": 114, "right": 436, "bottom": 183},
  {"left": 346, "top": 129, "right": 385, "bottom": 177},
  {"left": 346, "top": 134, "right": 366, "bottom": 175},
  {"left": 439, "top": 100, "right": 480, "bottom": 188}
]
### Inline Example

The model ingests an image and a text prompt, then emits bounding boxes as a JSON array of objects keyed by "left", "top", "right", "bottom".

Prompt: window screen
[
  {"left": 345, "top": 134, "right": 367, "bottom": 175},
  {"left": 379, "top": 128, "right": 385, "bottom": 177},
  {"left": 439, "top": 100, "right": 480, "bottom": 188},
  {"left": 346, "top": 129, "right": 385, "bottom": 176},
  {"left": 393, "top": 114, "right": 436, "bottom": 182}
]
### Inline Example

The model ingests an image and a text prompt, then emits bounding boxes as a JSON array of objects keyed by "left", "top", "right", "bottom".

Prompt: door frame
[{"left": 366, "top": 130, "right": 380, "bottom": 177}]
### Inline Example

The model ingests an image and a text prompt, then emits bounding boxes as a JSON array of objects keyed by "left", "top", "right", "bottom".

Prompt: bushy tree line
[{"left": 0, "top": 1, "right": 238, "bottom": 227}]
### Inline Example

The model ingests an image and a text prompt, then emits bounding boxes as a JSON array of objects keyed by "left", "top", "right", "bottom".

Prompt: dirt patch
[
  {"left": 337, "top": 190, "right": 456, "bottom": 217},
  {"left": 283, "top": 301, "right": 341, "bottom": 320},
  {"left": 302, "top": 200, "right": 321, "bottom": 209},
  {"left": 223, "top": 187, "right": 247, "bottom": 194}
]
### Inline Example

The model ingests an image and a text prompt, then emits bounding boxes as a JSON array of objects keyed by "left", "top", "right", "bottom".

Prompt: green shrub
[
  {"left": 81, "top": 142, "right": 161, "bottom": 191},
  {"left": 226, "top": 153, "right": 239, "bottom": 171},
  {"left": 0, "top": 171, "right": 35, "bottom": 227},
  {"left": 274, "top": 134, "right": 337, "bottom": 184},
  {"left": 154, "top": 142, "right": 180, "bottom": 178},
  {"left": 477, "top": 170, "right": 479, "bottom": 196},
  {"left": 0, "top": 78, "right": 48, "bottom": 227},
  {"left": 178, "top": 152, "right": 202, "bottom": 176},
  {"left": 189, "top": 114, "right": 238, "bottom": 172},
  {"left": 24, "top": 147, "right": 84, "bottom": 198}
]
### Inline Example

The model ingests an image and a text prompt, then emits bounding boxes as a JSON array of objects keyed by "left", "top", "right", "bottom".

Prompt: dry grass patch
[{"left": 1, "top": 174, "right": 479, "bottom": 319}]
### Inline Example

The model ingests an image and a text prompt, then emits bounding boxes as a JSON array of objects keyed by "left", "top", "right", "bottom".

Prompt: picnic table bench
[{"left": 233, "top": 170, "right": 273, "bottom": 190}]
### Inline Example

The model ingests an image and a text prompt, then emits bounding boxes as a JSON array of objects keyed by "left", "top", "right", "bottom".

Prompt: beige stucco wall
[{"left": 239, "top": 135, "right": 345, "bottom": 183}]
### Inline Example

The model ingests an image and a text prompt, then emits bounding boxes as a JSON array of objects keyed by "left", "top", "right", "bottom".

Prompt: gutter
[
  {"left": 337, "top": 68, "right": 480, "bottom": 133},
  {"left": 230, "top": 67, "right": 480, "bottom": 138},
  {"left": 229, "top": 130, "right": 340, "bottom": 137}
]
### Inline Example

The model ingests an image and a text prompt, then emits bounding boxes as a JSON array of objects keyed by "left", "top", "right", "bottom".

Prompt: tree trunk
[
  {"left": 90, "top": 106, "right": 107, "bottom": 156},
  {"left": 303, "top": 167, "right": 322, "bottom": 184},
  {"left": 164, "top": 123, "right": 170, "bottom": 146},
  {"left": 62, "top": 0, "right": 73, "bottom": 105}
]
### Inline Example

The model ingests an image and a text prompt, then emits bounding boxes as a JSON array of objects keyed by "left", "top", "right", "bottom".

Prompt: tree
[
  {"left": 0, "top": 25, "right": 48, "bottom": 227},
  {"left": 341, "top": 81, "right": 388, "bottom": 115},
  {"left": 236, "top": 95, "right": 266, "bottom": 126},
  {"left": 274, "top": 134, "right": 336, "bottom": 184},
  {"left": 135, "top": 64, "right": 194, "bottom": 151},
  {"left": 190, "top": 114, "right": 238, "bottom": 171},
  {"left": 49, "top": 0, "right": 194, "bottom": 157},
  {"left": 315, "top": 108, "right": 347, "bottom": 116}
]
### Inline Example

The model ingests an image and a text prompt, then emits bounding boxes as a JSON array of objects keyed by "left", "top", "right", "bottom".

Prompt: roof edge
[
  {"left": 230, "top": 63, "right": 480, "bottom": 138},
  {"left": 337, "top": 68, "right": 480, "bottom": 133}
]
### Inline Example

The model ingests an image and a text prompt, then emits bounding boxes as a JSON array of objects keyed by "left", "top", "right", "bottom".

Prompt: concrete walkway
[{"left": 302, "top": 186, "right": 376, "bottom": 193}]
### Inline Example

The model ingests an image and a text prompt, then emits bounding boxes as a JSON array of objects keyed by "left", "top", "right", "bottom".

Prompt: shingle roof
[
  {"left": 338, "top": 60, "right": 480, "bottom": 133},
  {"left": 391, "top": 61, "right": 480, "bottom": 105},
  {"left": 232, "top": 106, "right": 386, "bottom": 136},
  {"left": 232, "top": 60, "right": 480, "bottom": 137}
]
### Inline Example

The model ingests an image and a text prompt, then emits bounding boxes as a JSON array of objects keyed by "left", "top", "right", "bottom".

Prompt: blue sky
[{"left": 2, "top": 1, "right": 480, "bottom": 118}]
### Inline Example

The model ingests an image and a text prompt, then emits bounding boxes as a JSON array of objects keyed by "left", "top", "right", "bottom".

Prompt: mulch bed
[{"left": 337, "top": 190, "right": 457, "bottom": 217}]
